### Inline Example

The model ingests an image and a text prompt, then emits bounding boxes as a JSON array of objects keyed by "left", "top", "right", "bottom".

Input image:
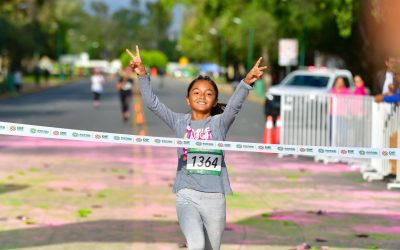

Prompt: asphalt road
[{"left": 0, "top": 76, "right": 266, "bottom": 143}]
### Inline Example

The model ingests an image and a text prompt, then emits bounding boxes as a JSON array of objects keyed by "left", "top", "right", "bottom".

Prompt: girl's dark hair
[{"left": 187, "top": 75, "right": 226, "bottom": 116}]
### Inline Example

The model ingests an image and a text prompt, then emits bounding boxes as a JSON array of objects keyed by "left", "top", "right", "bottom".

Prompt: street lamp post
[
  {"left": 209, "top": 27, "right": 227, "bottom": 68},
  {"left": 247, "top": 28, "right": 255, "bottom": 71},
  {"left": 233, "top": 17, "right": 255, "bottom": 71},
  {"left": 233, "top": 17, "right": 265, "bottom": 98}
]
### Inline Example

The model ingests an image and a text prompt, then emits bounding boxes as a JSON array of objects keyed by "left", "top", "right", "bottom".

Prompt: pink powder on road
[
  {"left": 307, "top": 199, "right": 400, "bottom": 214},
  {"left": 354, "top": 225, "right": 400, "bottom": 234},
  {"left": 268, "top": 212, "right": 319, "bottom": 224},
  {"left": 47, "top": 181, "right": 106, "bottom": 191}
]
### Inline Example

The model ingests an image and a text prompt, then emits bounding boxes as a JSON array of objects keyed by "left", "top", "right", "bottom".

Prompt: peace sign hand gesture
[
  {"left": 244, "top": 57, "right": 268, "bottom": 85},
  {"left": 126, "top": 45, "right": 147, "bottom": 76}
]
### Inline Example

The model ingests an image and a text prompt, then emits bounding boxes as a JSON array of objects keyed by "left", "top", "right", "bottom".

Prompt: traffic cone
[
  {"left": 134, "top": 102, "right": 142, "bottom": 112},
  {"left": 275, "top": 115, "right": 281, "bottom": 144},
  {"left": 150, "top": 67, "right": 158, "bottom": 76},
  {"left": 135, "top": 112, "right": 145, "bottom": 126},
  {"left": 263, "top": 115, "right": 276, "bottom": 144}
]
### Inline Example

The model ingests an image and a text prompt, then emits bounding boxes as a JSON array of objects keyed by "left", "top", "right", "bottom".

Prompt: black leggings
[
  {"left": 93, "top": 92, "right": 101, "bottom": 101},
  {"left": 119, "top": 90, "right": 132, "bottom": 112}
]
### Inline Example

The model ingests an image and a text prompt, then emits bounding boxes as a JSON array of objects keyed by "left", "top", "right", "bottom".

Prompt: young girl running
[{"left": 127, "top": 46, "right": 267, "bottom": 250}]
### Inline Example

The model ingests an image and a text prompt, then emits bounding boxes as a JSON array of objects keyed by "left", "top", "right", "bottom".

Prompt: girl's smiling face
[{"left": 186, "top": 80, "right": 217, "bottom": 115}]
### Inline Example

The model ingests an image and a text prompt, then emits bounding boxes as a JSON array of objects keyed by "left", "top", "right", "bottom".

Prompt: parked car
[{"left": 264, "top": 67, "right": 354, "bottom": 122}]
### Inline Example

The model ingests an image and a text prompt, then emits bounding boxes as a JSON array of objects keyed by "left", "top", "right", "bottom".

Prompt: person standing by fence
[
  {"left": 375, "top": 65, "right": 400, "bottom": 104},
  {"left": 353, "top": 75, "right": 369, "bottom": 95},
  {"left": 375, "top": 56, "right": 397, "bottom": 95}
]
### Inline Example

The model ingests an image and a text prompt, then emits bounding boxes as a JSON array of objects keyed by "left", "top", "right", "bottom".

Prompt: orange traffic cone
[
  {"left": 275, "top": 115, "right": 281, "bottom": 144},
  {"left": 263, "top": 115, "right": 276, "bottom": 144},
  {"left": 135, "top": 112, "right": 145, "bottom": 125},
  {"left": 134, "top": 102, "right": 142, "bottom": 113},
  {"left": 150, "top": 67, "right": 158, "bottom": 76}
]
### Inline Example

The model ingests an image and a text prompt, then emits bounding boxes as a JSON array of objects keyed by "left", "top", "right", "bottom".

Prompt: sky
[{"left": 84, "top": 0, "right": 136, "bottom": 13}]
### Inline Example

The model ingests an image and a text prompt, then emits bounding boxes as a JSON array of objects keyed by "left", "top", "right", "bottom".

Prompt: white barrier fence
[
  {"left": 280, "top": 94, "right": 399, "bottom": 189},
  {"left": 280, "top": 94, "right": 374, "bottom": 151}
]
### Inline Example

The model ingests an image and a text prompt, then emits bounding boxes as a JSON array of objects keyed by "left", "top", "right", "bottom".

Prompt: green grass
[{"left": 77, "top": 208, "right": 92, "bottom": 218}]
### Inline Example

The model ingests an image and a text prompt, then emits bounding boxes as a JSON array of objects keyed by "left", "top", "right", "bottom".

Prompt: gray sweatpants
[{"left": 176, "top": 188, "right": 226, "bottom": 250}]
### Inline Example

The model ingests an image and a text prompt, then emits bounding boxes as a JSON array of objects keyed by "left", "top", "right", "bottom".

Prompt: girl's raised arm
[
  {"left": 126, "top": 45, "right": 180, "bottom": 131},
  {"left": 126, "top": 46, "right": 147, "bottom": 76},
  {"left": 244, "top": 57, "right": 268, "bottom": 85},
  {"left": 220, "top": 57, "right": 268, "bottom": 131}
]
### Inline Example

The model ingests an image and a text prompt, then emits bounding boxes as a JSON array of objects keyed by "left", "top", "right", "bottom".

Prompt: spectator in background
[
  {"left": 90, "top": 68, "right": 106, "bottom": 108},
  {"left": 43, "top": 68, "right": 50, "bottom": 86},
  {"left": 387, "top": 83, "right": 396, "bottom": 96},
  {"left": 375, "top": 66, "right": 400, "bottom": 103},
  {"left": 353, "top": 75, "right": 369, "bottom": 95},
  {"left": 33, "top": 65, "right": 41, "bottom": 87},
  {"left": 375, "top": 56, "right": 397, "bottom": 95},
  {"left": 157, "top": 67, "right": 165, "bottom": 89},
  {"left": 13, "top": 69, "right": 23, "bottom": 93},
  {"left": 331, "top": 77, "right": 350, "bottom": 94},
  {"left": 116, "top": 71, "right": 134, "bottom": 122}
]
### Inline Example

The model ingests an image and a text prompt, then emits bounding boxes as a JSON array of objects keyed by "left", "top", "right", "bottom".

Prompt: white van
[{"left": 264, "top": 67, "right": 354, "bottom": 121}]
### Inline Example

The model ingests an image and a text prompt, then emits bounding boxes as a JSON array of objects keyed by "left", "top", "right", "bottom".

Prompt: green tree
[
  {"left": 176, "top": 0, "right": 277, "bottom": 66},
  {"left": 120, "top": 49, "right": 168, "bottom": 69}
]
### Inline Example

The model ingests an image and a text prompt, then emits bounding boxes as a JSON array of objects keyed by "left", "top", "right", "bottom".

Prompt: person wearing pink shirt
[
  {"left": 331, "top": 77, "right": 350, "bottom": 94},
  {"left": 353, "top": 75, "right": 369, "bottom": 95}
]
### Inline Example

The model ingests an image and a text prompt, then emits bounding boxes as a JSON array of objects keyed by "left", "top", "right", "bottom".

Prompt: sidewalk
[
  {"left": 0, "top": 77, "right": 86, "bottom": 100},
  {"left": 0, "top": 135, "right": 399, "bottom": 250}
]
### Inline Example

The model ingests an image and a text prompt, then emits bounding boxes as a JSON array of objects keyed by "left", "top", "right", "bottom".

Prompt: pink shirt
[
  {"left": 353, "top": 86, "right": 368, "bottom": 95},
  {"left": 331, "top": 87, "right": 350, "bottom": 94}
]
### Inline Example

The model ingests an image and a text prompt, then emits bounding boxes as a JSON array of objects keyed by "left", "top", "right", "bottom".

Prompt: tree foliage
[
  {"left": 120, "top": 49, "right": 168, "bottom": 69},
  {"left": 174, "top": 0, "right": 381, "bottom": 80},
  {"left": 0, "top": 0, "right": 173, "bottom": 72}
]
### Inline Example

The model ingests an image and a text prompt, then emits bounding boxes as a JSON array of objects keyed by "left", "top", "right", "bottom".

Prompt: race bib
[{"left": 186, "top": 148, "right": 223, "bottom": 176}]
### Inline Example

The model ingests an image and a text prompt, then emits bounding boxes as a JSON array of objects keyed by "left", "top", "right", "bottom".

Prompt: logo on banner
[
  {"left": 95, "top": 134, "right": 101, "bottom": 139},
  {"left": 283, "top": 147, "right": 296, "bottom": 152},
  {"left": 53, "top": 131, "right": 60, "bottom": 136}
]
